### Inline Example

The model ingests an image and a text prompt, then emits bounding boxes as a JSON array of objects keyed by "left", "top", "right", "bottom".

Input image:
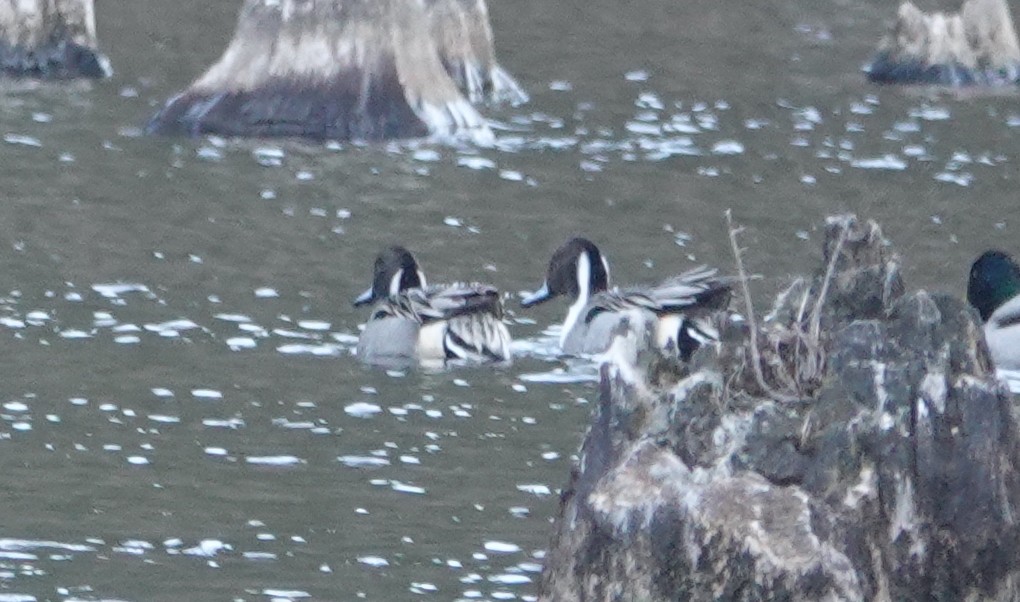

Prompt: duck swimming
[
  {"left": 354, "top": 246, "right": 512, "bottom": 367},
  {"left": 520, "top": 237, "right": 732, "bottom": 360},
  {"left": 967, "top": 249, "right": 1020, "bottom": 370}
]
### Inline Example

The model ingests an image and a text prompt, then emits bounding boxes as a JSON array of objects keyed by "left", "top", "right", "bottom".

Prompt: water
[{"left": 2, "top": 0, "right": 1020, "bottom": 599}]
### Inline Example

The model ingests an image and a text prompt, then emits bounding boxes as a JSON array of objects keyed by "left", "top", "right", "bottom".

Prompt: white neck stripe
[
  {"left": 601, "top": 254, "right": 611, "bottom": 290},
  {"left": 561, "top": 253, "right": 592, "bottom": 346},
  {"left": 576, "top": 251, "right": 592, "bottom": 300},
  {"left": 389, "top": 269, "right": 404, "bottom": 296}
]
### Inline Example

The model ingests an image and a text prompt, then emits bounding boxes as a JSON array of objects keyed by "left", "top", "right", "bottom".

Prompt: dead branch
[{"left": 725, "top": 210, "right": 802, "bottom": 404}]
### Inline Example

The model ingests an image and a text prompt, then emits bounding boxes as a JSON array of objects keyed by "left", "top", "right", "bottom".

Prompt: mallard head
[{"left": 968, "top": 250, "right": 1020, "bottom": 322}]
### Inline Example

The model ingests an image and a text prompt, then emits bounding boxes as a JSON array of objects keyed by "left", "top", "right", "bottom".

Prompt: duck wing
[
  {"left": 419, "top": 282, "right": 504, "bottom": 321},
  {"left": 580, "top": 266, "right": 732, "bottom": 361},
  {"left": 645, "top": 266, "right": 733, "bottom": 313},
  {"left": 366, "top": 283, "right": 502, "bottom": 323},
  {"left": 426, "top": 283, "right": 511, "bottom": 362},
  {"left": 443, "top": 310, "right": 512, "bottom": 362},
  {"left": 583, "top": 266, "right": 732, "bottom": 323}
]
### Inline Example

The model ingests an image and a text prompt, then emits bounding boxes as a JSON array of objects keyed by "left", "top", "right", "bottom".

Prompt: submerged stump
[
  {"left": 540, "top": 215, "right": 1020, "bottom": 601},
  {"left": 867, "top": 0, "right": 1020, "bottom": 85},
  {"left": 0, "top": 0, "right": 110, "bottom": 79},
  {"left": 147, "top": 0, "right": 523, "bottom": 143}
]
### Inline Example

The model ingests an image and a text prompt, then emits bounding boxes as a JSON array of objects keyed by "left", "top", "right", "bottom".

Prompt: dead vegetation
[{"left": 725, "top": 210, "right": 851, "bottom": 402}]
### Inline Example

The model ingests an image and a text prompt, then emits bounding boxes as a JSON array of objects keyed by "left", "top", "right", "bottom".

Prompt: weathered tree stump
[
  {"left": 867, "top": 0, "right": 1020, "bottom": 85},
  {"left": 539, "top": 216, "right": 1020, "bottom": 601},
  {"left": 147, "top": 0, "right": 523, "bottom": 142},
  {"left": 426, "top": 0, "right": 527, "bottom": 105},
  {"left": 0, "top": 0, "right": 110, "bottom": 79}
]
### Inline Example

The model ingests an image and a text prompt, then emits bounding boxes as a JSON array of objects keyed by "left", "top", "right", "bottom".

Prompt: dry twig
[
  {"left": 801, "top": 229, "right": 847, "bottom": 381},
  {"left": 725, "top": 210, "right": 801, "bottom": 403},
  {"left": 725, "top": 211, "right": 849, "bottom": 401}
]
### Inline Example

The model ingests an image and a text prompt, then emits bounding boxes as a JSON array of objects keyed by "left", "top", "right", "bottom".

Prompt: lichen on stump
[
  {"left": 0, "top": 0, "right": 111, "bottom": 79},
  {"left": 867, "top": 0, "right": 1020, "bottom": 86},
  {"left": 539, "top": 215, "right": 1020, "bottom": 602},
  {"left": 147, "top": 0, "right": 496, "bottom": 143}
]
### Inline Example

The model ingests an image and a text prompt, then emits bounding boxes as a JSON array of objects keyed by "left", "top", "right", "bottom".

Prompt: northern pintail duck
[
  {"left": 968, "top": 250, "right": 1020, "bottom": 370},
  {"left": 520, "top": 237, "right": 732, "bottom": 359},
  {"left": 354, "top": 246, "right": 512, "bottom": 366}
]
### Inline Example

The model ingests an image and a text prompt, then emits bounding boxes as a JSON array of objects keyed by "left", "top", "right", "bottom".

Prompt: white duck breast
[
  {"left": 559, "top": 250, "right": 594, "bottom": 348},
  {"left": 985, "top": 294, "right": 1020, "bottom": 370}
]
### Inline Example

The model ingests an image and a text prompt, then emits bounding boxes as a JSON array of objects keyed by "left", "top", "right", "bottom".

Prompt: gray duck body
[
  {"left": 355, "top": 246, "right": 511, "bottom": 367},
  {"left": 522, "top": 238, "right": 731, "bottom": 360}
]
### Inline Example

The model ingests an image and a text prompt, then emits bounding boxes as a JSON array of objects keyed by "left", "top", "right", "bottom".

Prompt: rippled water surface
[{"left": 2, "top": 0, "right": 1020, "bottom": 599}]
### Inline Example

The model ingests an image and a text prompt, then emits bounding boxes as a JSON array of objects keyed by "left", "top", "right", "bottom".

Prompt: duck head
[
  {"left": 968, "top": 250, "right": 1020, "bottom": 322},
  {"left": 354, "top": 246, "right": 428, "bottom": 306},
  {"left": 521, "top": 237, "right": 611, "bottom": 308}
]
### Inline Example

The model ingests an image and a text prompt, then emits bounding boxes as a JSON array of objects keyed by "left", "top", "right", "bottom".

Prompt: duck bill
[
  {"left": 521, "top": 282, "right": 552, "bottom": 307},
  {"left": 353, "top": 286, "right": 375, "bottom": 307}
]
